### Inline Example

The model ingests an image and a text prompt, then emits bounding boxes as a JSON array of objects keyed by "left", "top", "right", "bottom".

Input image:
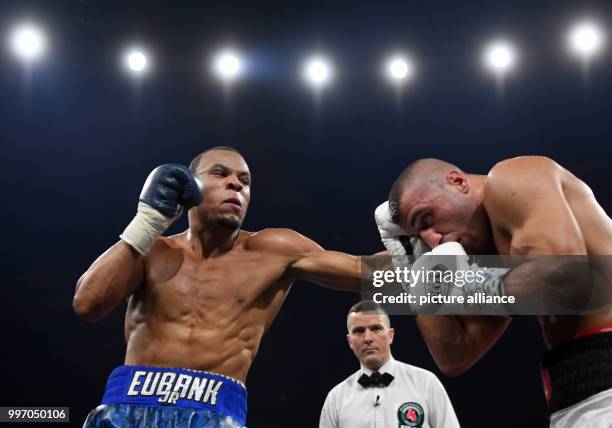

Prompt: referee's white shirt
[{"left": 319, "top": 356, "right": 460, "bottom": 428}]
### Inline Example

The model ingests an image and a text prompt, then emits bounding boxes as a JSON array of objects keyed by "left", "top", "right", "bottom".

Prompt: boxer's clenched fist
[
  {"left": 140, "top": 163, "right": 203, "bottom": 217},
  {"left": 375, "top": 201, "right": 409, "bottom": 258},
  {"left": 121, "top": 164, "right": 203, "bottom": 254}
]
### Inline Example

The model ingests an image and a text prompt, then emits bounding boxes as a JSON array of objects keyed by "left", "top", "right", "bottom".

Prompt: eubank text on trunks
[{"left": 127, "top": 370, "right": 224, "bottom": 405}]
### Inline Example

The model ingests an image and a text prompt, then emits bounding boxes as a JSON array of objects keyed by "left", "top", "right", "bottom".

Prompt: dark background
[{"left": 1, "top": 1, "right": 611, "bottom": 427}]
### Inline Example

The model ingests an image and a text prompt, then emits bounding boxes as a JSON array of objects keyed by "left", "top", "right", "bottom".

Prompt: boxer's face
[
  {"left": 347, "top": 313, "right": 394, "bottom": 371},
  {"left": 194, "top": 150, "right": 251, "bottom": 229},
  {"left": 399, "top": 173, "right": 490, "bottom": 253}
]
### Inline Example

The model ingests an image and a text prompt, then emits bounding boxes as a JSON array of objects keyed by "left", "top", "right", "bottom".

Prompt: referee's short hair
[{"left": 346, "top": 300, "right": 391, "bottom": 331}]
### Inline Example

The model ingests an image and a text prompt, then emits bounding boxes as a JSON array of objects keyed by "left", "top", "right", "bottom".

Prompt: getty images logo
[{"left": 127, "top": 370, "right": 224, "bottom": 405}]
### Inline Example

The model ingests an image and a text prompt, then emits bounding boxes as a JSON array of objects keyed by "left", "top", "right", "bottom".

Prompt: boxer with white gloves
[
  {"left": 375, "top": 201, "right": 509, "bottom": 314},
  {"left": 380, "top": 156, "right": 612, "bottom": 428}
]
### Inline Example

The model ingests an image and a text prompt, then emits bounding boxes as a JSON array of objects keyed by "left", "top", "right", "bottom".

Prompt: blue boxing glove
[
  {"left": 120, "top": 164, "right": 203, "bottom": 254},
  {"left": 139, "top": 163, "right": 203, "bottom": 217}
]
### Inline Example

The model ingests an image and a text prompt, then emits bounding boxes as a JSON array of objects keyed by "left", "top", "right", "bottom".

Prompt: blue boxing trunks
[{"left": 83, "top": 365, "right": 247, "bottom": 428}]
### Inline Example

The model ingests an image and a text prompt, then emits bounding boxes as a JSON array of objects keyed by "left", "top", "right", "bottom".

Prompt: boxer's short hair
[
  {"left": 347, "top": 300, "right": 391, "bottom": 330},
  {"left": 189, "top": 146, "right": 244, "bottom": 172},
  {"left": 388, "top": 161, "right": 419, "bottom": 225}
]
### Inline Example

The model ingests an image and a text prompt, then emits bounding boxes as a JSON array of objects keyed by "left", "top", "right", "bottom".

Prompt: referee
[{"left": 319, "top": 301, "right": 460, "bottom": 428}]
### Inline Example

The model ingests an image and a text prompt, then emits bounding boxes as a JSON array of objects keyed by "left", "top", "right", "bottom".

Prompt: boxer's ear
[{"left": 447, "top": 171, "right": 469, "bottom": 194}]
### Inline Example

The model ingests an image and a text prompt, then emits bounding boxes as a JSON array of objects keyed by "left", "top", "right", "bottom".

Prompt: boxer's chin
[{"left": 216, "top": 214, "right": 241, "bottom": 230}]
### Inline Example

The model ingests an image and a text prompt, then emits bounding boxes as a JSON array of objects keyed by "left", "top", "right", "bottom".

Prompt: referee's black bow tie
[{"left": 358, "top": 371, "right": 394, "bottom": 388}]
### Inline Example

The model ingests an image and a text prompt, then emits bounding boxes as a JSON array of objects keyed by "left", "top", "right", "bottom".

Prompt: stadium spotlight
[
  {"left": 213, "top": 50, "right": 243, "bottom": 82},
  {"left": 568, "top": 20, "right": 605, "bottom": 59},
  {"left": 10, "top": 22, "right": 47, "bottom": 62},
  {"left": 483, "top": 40, "right": 517, "bottom": 74},
  {"left": 385, "top": 55, "right": 414, "bottom": 82},
  {"left": 123, "top": 48, "right": 149, "bottom": 75},
  {"left": 303, "top": 56, "right": 333, "bottom": 88}
]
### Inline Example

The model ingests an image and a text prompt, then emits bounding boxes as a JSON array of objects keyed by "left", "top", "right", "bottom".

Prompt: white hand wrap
[
  {"left": 120, "top": 202, "right": 181, "bottom": 255},
  {"left": 463, "top": 265, "right": 510, "bottom": 314}
]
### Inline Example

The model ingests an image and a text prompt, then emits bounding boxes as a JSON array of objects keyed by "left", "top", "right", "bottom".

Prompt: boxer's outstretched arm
[
  {"left": 255, "top": 228, "right": 362, "bottom": 292},
  {"left": 291, "top": 248, "right": 362, "bottom": 292},
  {"left": 416, "top": 315, "right": 511, "bottom": 376},
  {"left": 287, "top": 234, "right": 361, "bottom": 292},
  {"left": 73, "top": 241, "right": 145, "bottom": 322}
]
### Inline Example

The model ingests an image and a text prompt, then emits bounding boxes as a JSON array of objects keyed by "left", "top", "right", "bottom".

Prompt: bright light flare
[
  {"left": 303, "top": 56, "right": 333, "bottom": 87},
  {"left": 10, "top": 23, "right": 47, "bottom": 61},
  {"left": 385, "top": 56, "right": 414, "bottom": 82},
  {"left": 484, "top": 40, "right": 517, "bottom": 74},
  {"left": 122, "top": 48, "right": 150, "bottom": 75},
  {"left": 213, "top": 50, "right": 243, "bottom": 81},
  {"left": 128, "top": 51, "right": 147, "bottom": 72},
  {"left": 568, "top": 20, "right": 605, "bottom": 59}
]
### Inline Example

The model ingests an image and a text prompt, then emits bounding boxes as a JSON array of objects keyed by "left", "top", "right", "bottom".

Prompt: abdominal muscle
[{"left": 122, "top": 289, "right": 269, "bottom": 384}]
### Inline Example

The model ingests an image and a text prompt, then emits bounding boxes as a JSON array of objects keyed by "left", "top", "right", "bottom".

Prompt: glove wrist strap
[{"left": 120, "top": 202, "right": 178, "bottom": 255}]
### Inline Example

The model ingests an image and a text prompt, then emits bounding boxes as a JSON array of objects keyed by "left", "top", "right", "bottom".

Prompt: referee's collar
[{"left": 360, "top": 354, "right": 396, "bottom": 376}]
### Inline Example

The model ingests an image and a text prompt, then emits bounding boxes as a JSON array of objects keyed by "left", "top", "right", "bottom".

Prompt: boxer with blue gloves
[{"left": 74, "top": 146, "right": 364, "bottom": 427}]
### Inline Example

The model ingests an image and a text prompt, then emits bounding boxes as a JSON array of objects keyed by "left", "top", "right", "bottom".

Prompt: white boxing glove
[
  {"left": 408, "top": 241, "right": 510, "bottom": 314},
  {"left": 407, "top": 242, "right": 469, "bottom": 313},
  {"left": 375, "top": 201, "right": 409, "bottom": 258},
  {"left": 374, "top": 201, "right": 432, "bottom": 258}
]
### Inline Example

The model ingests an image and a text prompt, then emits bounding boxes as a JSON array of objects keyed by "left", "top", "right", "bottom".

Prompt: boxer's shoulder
[
  {"left": 245, "top": 228, "right": 317, "bottom": 255},
  {"left": 143, "top": 235, "right": 186, "bottom": 283},
  {"left": 485, "top": 157, "right": 566, "bottom": 231},
  {"left": 149, "top": 234, "right": 185, "bottom": 254},
  {"left": 485, "top": 156, "right": 561, "bottom": 201},
  {"left": 488, "top": 156, "right": 560, "bottom": 182}
]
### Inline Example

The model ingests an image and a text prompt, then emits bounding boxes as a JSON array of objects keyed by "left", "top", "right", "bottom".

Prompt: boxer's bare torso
[
  {"left": 411, "top": 156, "right": 612, "bottom": 375},
  {"left": 74, "top": 149, "right": 361, "bottom": 384},
  {"left": 124, "top": 228, "right": 330, "bottom": 382},
  {"left": 484, "top": 156, "right": 612, "bottom": 348}
]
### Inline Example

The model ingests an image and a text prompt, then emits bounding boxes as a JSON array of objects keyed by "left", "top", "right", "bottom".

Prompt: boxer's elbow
[
  {"left": 73, "top": 294, "right": 104, "bottom": 322},
  {"left": 430, "top": 338, "right": 484, "bottom": 376},
  {"left": 438, "top": 360, "right": 473, "bottom": 377},
  {"left": 435, "top": 355, "right": 475, "bottom": 377},
  {"left": 73, "top": 276, "right": 105, "bottom": 322}
]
